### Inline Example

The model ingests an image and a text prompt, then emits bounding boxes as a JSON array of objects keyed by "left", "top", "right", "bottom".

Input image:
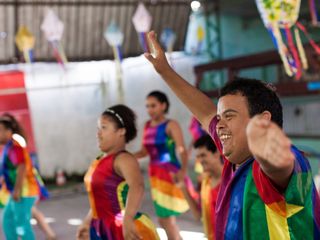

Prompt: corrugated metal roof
[{"left": 0, "top": 0, "right": 191, "bottom": 63}]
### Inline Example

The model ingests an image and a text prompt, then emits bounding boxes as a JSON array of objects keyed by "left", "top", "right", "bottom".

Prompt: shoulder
[
  {"left": 114, "top": 151, "right": 137, "bottom": 166},
  {"left": 143, "top": 120, "right": 151, "bottom": 129},
  {"left": 167, "top": 119, "right": 180, "bottom": 129},
  {"left": 9, "top": 141, "right": 24, "bottom": 154},
  {"left": 113, "top": 151, "right": 139, "bottom": 177}
]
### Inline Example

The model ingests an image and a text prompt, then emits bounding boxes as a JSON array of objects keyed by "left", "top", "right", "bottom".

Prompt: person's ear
[
  {"left": 119, "top": 128, "right": 126, "bottom": 137},
  {"left": 260, "top": 111, "right": 272, "bottom": 121}
]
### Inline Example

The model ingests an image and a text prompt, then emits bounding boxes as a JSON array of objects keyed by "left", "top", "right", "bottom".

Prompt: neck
[
  {"left": 106, "top": 143, "right": 126, "bottom": 156},
  {"left": 209, "top": 168, "right": 222, "bottom": 179},
  {"left": 233, "top": 155, "right": 252, "bottom": 171},
  {"left": 151, "top": 116, "right": 166, "bottom": 125}
]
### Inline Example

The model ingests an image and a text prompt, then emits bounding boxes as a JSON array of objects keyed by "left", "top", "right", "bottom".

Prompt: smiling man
[{"left": 144, "top": 31, "right": 320, "bottom": 240}]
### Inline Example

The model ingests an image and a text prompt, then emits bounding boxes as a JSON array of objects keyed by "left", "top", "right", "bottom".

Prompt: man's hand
[
  {"left": 144, "top": 31, "right": 172, "bottom": 75},
  {"left": 246, "top": 115, "right": 295, "bottom": 188}
]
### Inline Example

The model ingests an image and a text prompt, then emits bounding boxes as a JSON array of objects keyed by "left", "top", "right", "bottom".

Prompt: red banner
[{"left": 0, "top": 71, "right": 36, "bottom": 154}]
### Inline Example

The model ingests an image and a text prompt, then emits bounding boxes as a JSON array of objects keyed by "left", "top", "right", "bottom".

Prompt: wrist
[
  {"left": 124, "top": 214, "right": 135, "bottom": 221},
  {"left": 159, "top": 66, "right": 174, "bottom": 78}
]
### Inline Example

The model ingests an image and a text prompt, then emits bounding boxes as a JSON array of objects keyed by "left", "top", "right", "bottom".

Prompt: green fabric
[
  {"left": 243, "top": 165, "right": 270, "bottom": 240},
  {"left": 153, "top": 201, "right": 182, "bottom": 218}
]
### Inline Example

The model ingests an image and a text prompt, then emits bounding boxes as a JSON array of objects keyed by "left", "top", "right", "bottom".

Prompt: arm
[
  {"left": 133, "top": 145, "right": 148, "bottom": 159},
  {"left": 246, "top": 115, "right": 295, "bottom": 190},
  {"left": 13, "top": 163, "right": 26, "bottom": 201},
  {"left": 76, "top": 209, "right": 92, "bottom": 240},
  {"left": 179, "top": 182, "right": 201, "bottom": 221},
  {"left": 144, "top": 31, "right": 217, "bottom": 132},
  {"left": 114, "top": 153, "right": 144, "bottom": 240},
  {"left": 10, "top": 145, "right": 26, "bottom": 202},
  {"left": 167, "top": 120, "right": 188, "bottom": 179}
]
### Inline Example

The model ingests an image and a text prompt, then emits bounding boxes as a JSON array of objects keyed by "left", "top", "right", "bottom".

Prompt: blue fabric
[{"left": 224, "top": 159, "right": 253, "bottom": 240}]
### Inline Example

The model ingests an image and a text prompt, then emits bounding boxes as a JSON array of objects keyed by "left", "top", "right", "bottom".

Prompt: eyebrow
[{"left": 218, "top": 109, "right": 238, "bottom": 116}]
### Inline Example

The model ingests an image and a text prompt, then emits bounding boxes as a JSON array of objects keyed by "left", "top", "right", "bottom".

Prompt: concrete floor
[{"left": 0, "top": 184, "right": 206, "bottom": 240}]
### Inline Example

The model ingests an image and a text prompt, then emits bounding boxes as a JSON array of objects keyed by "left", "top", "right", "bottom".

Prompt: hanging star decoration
[
  {"left": 41, "top": 8, "right": 68, "bottom": 67},
  {"left": 15, "top": 26, "right": 35, "bottom": 63},
  {"left": 256, "top": 0, "right": 320, "bottom": 80}
]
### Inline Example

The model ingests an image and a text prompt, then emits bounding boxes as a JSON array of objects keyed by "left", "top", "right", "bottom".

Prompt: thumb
[{"left": 144, "top": 52, "right": 155, "bottom": 64}]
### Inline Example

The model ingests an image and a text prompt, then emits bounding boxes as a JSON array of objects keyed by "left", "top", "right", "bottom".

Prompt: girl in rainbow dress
[
  {"left": 135, "top": 91, "right": 194, "bottom": 240},
  {"left": 0, "top": 115, "right": 48, "bottom": 240},
  {"left": 77, "top": 105, "right": 159, "bottom": 240}
]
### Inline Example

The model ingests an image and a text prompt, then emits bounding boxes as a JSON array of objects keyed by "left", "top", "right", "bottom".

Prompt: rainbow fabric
[
  {"left": 0, "top": 139, "right": 48, "bottom": 206},
  {"left": 84, "top": 153, "right": 159, "bottom": 240},
  {"left": 209, "top": 117, "right": 320, "bottom": 239},
  {"left": 200, "top": 175, "right": 220, "bottom": 240},
  {"left": 189, "top": 117, "right": 206, "bottom": 143},
  {"left": 143, "top": 120, "right": 190, "bottom": 217},
  {"left": 189, "top": 117, "right": 207, "bottom": 174}
]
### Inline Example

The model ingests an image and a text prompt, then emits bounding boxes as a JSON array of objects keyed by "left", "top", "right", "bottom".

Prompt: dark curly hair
[
  {"left": 102, "top": 104, "right": 137, "bottom": 143},
  {"left": 219, "top": 77, "right": 283, "bottom": 127}
]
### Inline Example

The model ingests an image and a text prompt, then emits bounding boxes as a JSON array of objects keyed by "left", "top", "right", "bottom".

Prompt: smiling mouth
[{"left": 219, "top": 134, "right": 231, "bottom": 143}]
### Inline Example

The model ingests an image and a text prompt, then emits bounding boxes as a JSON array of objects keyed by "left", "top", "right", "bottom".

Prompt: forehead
[
  {"left": 196, "top": 146, "right": 210, "bottom": 154},
  {"left": 98, "top": 116, "right": 115, "bottom": 125},
  {"left": 217, "top": 94, "right": 249, "bottom": 115},
  {"left": 0, "top": 123, "right": 7, "bottom": 130},
  {"left": 146, "top": 96, "right": 162, "bottom": 104}
]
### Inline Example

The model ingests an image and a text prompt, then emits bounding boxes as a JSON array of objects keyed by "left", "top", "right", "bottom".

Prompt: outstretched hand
[
  {"left": 144, "top": 31, "right": 172, "bottom": 75},
  {"left": 246, "top": 115, "right": 295, "bottom": 179}
]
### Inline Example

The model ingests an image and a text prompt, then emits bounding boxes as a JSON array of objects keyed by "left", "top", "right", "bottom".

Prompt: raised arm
[
  {"left": 144, "top": 31, "right": 217, "bottom": 132},
  {"left": 114, "top": 152, "right": 144, "bottom": 240},
  {"left": 246, "top": 114, "right": 295, "bottom": 190}
]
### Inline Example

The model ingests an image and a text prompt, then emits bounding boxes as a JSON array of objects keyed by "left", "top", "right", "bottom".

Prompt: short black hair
[
  {"left": 147, "top": 90, "right": 170, "bottom": 113},
  {"left": 194, "top": 135, "right": 217, "bottom": 154},
  {"left": 219, "top": 77, "right": 283, "bottom": 127},
  {"left": 102, "top": 104, "right": 137, "bottom": 143}
]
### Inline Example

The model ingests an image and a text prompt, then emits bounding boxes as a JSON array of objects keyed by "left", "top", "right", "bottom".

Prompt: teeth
[{"left": 220, "top": 134, "right": 231, "bottom": 140}]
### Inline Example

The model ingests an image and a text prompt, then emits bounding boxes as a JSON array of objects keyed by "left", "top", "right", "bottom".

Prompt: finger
[
  {"left": 143, "top": 52, "right": 155, "bottom": 64},
  {"left": 147, "top": 31, "right": 162, "bottom": 52}
]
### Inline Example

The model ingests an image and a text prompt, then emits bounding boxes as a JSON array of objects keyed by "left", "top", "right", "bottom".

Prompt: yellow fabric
[
  {"left": 84, "top": 160, "right": 99, "bottom": 218},
  {"left": 265, "top": 202, "right": 304, "bottom": 240},
  {"left": 150, "top": 177, "right": 185, "bottom": 199},
  {"left": 135, "top": 214, "right": 160, "bottom": 240},
  {"left": 151, "top": 188, "right": 189, "bottom": 213},
  {"left": 201, "top": 176, "right": 214, "bottom": 240}
]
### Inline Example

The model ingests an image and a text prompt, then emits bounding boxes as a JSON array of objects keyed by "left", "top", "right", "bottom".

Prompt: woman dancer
[
  {"left": 135, "top": 91, "right": 193, "bottom": 240},
  {"left": 77, "top": 105, "right": 159, "bottom": 240}
]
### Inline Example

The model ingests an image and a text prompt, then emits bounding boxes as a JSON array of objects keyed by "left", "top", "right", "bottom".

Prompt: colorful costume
[
  {"left": 189, "top": 117, "right": 206, "bottom": 143},
  {"left": 209, "top": 117, "right": 320, "bottom": 239},
  {"left": 189, "top": 117, "right": 206, "bottom": 173},
  {"left": 200, "top": 175, "right": 220, "bottom": 240},
  {"left": 0, "top": 139, "right": 47, "bottom": 240},
  {"left": 143, "top": 120, "right": 191, "bottom": 217},
  {"left": 84, "top": 153, "right": 159, "bottom": 240}
]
